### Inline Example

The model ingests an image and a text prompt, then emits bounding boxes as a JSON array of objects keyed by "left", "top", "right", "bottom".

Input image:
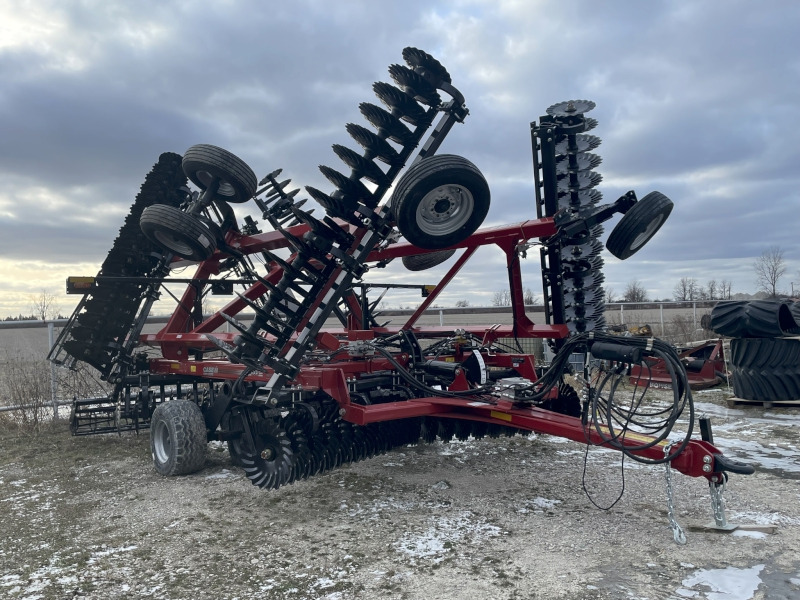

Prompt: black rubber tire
[
  {"left": 392, "top": 154, "right": 490, "bottom": 249},
  {"left": 140, "top": 204, "right": 218, "bottom": 261},
  {"left": 150, "top": 400, "right": 208, "bottom": 476},
  {"left": 730, "top": 338, "right": 800, "bottom": 370},
  {"left": 732, "top": 367, "right": 800, "bottom": 401},
  {"left": 710, "top": 300, "right": 800, "bottom": 338},
  {"left": 401, "top": 249, "right": 456, "bottom": 271},
  {"left": 182, "top": 144, "right": 257, "bottom": 204},
  {"left": 606, "top": 191, "right": 673, "bottom": 260}
]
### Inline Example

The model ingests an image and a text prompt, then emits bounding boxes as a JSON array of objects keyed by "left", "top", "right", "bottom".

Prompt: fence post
[
  {"left": 48, "top": 322, "right": 58, "bottom": 421},
  {"left": 693, "top": 302, "right": 697, "bottom": 331},
  {"left": 439, "top": 310, "right": 444, "bottom": 326},
  {"left": 620, "top": 304, "right": 624, "bottom": 325},
  {"left": 660, "top": 303, "right": 664, "bottom": 336}
]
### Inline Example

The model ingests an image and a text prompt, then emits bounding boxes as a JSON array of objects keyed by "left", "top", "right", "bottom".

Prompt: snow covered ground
[{"left": 1, "top": 388, "right": 799, "bottom": 599}]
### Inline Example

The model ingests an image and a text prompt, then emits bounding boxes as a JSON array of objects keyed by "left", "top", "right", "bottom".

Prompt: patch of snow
[
  {"left": 87, "top": 545, "right": 138, "bottom": 564},
  {"left": 732, "top": 530, "right": 767, "bottom": 539},
  {"left": 680, "top": 564, "right": 764, "bottom": 600},
  {"left": 395, "top": 511, "right": 501, "bottom": 563},
  {"left": 205, "top": 469, "right": 235, "bottom": 480}
]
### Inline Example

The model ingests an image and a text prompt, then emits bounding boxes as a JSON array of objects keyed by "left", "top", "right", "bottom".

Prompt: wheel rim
[
  {"left": 630, "top": 214, "right": 665, "bottom": 251},
  {"left": 153, "top": 420, "right": 172, "bottom": 465},
  {"left": 196, "top": 170, "right": 236, "bottom": 198},
  {"left": 154, "top": 230, "right": 195, "bottom": 256},
  {"left": 415, "top": 184, "right": 474, "bottom": 236}
]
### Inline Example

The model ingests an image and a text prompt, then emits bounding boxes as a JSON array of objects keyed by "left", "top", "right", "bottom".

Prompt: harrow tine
[{"left": 259, "top": 168, "right": 283, "bottom": 186}]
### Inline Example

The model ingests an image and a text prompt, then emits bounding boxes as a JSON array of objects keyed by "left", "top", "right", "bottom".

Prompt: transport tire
[
  {"left": 392, "top": 154, "right": 490, "bottom": 249},
  {"left": 140, "top": 204, "right": 218, "bottom": 261},
  {"left": 150, "top": 400, "right": 208, "bottom": 476},
  {"left": 731, "top": 367, "right": 800, "bottom": 401},
  {"left": 182, "top": 144, "right": 257, "bottom": 204},
  {"left": 606, "top": 191, "right": 673, "bottom": 260},
  {"left": 730, "top": 338, "right": 800, "bottom": 370},
  {"left": 710, "top": 300, "right": 800, "bottom": 338},
  {"left": 401, "top": 249, "right": 456, "bottom": 271}
]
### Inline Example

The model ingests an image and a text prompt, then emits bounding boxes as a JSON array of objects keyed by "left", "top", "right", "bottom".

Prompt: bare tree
[
  {"left": 523, "top": 287, "right": 540, "bottom": 305},
  {"left": 706, "top": 279, "right": 718, "bottom": 301},
  {"left": 673, "top": 277, "right": 698, "bottom": 301},
  {"left": 29, "top": 289, "right": 60, "bottom": 321},
  {"left": 455, "top": 299, "right": 470, "bottom": 308},
  {"left": 623, "top": 279, "right": 649, "bottom": 303},
  {"left": 754, "top": 246, "right": 786, "bottom": 297},
  {"left": 720, "top": 279, "right": 732, "bottom": 299},
  {"left": 605, "top": 287, "right": 617, "bottom": 303},
  {"left": 492, "top": 290, "right": 511, "bottom": 306}
]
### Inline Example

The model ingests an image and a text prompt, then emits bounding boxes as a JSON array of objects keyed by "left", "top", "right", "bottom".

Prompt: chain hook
[{"left": 664, "top": 442, "right": 687, "bottom": 545}]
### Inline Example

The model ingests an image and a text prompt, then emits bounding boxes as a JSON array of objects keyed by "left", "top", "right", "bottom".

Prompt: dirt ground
[{"left": 1, "top": 388, "right": 799, "bottom": 600}]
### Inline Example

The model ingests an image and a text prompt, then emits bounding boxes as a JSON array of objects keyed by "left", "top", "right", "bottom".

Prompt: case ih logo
[{"left": 203, "top": 366, "right": 218, "bottom": 376}]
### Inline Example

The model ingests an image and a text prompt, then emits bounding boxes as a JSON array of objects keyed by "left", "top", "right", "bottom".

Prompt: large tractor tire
[
  {"left": 392, "top": 154, "right": 490, "bottom": 249},
  {"left": 150, "top": 400, "right": 208, "bottom": 476},
  {"left": 710, "top": 300, "right": 800, "bottom": 338},
  {"left": 606, "top": 191, "right": 673, "bottom": 260},
  {"left": 140, "top": 205, "right": 218, "bottom": 261},
  {"left": 401, "top": 249, "right": 456, "bottom": 271},
  {"left": 182, "top": 144, "right": 257, "bottom": 204}
]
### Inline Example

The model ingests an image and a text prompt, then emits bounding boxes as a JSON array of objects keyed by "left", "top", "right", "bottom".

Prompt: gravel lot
[{"left": 1, "top": 388, "right": 799, "bottom": 599}]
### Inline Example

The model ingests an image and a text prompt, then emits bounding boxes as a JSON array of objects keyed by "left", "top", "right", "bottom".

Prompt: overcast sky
[{"left": 0, "top": 0, "right": 798, "bottom": 317}]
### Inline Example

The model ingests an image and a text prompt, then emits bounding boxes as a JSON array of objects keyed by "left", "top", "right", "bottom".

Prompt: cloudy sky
[{"left": 0, "top": 0, "right": 798, "bottom": 317}]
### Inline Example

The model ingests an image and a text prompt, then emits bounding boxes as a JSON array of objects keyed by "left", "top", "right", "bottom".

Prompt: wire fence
[{"left": 0, "top": 301, "right": 718, "bottom": 426}]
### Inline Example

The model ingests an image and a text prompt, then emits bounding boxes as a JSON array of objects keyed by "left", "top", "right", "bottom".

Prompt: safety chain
[
  {"left": 709, "top": 474, "right": 728, "bottom": 528},
  {"left": 664, "top": 442, "right": 687, "bottom": 545}
]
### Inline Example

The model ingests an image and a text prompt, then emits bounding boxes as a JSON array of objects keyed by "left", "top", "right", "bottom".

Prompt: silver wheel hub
[
  {"left": 153, "top": 420, "right": 172, "bottom": 465},
  {"left": 416, "top": 184, "right": 474, "bottom": 236}
]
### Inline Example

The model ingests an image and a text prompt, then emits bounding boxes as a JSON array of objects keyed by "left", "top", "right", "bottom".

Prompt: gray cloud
[{"left": 0, "top": 0, "right": 798, "bottom": 315}]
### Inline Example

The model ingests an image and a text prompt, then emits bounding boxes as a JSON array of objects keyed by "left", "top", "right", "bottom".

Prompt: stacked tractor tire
[{"left": 711, "top": 300, "right": 800, "bottom": 401}]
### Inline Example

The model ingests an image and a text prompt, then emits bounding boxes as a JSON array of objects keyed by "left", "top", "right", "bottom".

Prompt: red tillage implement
[{"left": 50, "top": 48, "right": 752, "bottom": 541}]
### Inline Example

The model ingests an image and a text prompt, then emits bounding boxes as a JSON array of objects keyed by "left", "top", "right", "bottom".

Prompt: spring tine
[
  {"left": 219, "top": 312, "right": 250, "bottom": 335},
  {"left": 368, "top": 288, "right": 389, "bottom": 313},
  {"left": 235, "top": 292, "right": 271, "bottom": 319},
  {"left": 265, "top": 180, "right": 292, "bottom": 201},
  {"left": 262, "top": 251, "right": 314, "bottom": 284},
  {"left": 254, "top": 273, "right": 302, "bottom": 302},
  {"left": 259, "top": 168, "right": 283, "bottom": 186}
]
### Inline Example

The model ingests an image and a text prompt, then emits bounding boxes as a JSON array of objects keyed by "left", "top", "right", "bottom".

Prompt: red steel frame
[{"left": 140, "top": 216, "right": 728, "bottom": 480}]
